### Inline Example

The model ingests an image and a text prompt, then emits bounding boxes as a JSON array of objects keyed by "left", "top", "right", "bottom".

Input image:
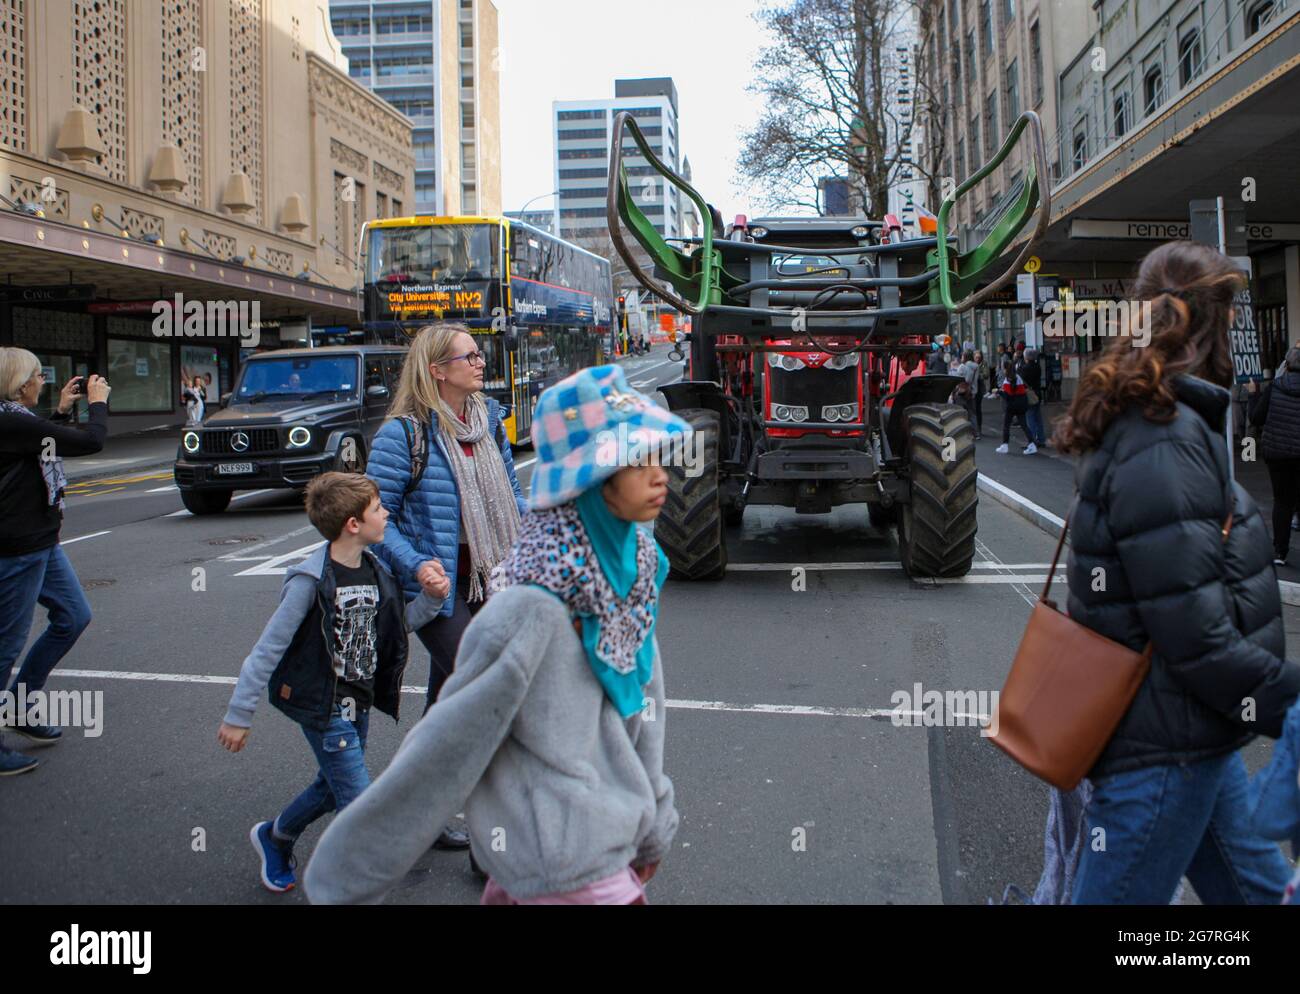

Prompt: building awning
[
  {"left": 1004, "top": 15, "right": 1300, "bottom": 266},
  {"left": 0, "top": 209, "right": 361, "bottom": 323}
]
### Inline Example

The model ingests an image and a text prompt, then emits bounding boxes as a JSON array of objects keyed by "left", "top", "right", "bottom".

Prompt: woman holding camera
[{"left": 0, "top": 348, "right": 111, "bottom": 775}]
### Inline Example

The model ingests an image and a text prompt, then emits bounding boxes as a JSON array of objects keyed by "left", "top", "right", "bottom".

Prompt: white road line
[
  {"left": 631, "top": 359, "right": 679, "bottom": 378},
  {"left": 513, "top": 456, "right": 537, "bottom": 471},
  {"left": 48, "top": 669, "right": 981, "bottom": 721},
  {"left": 216, "top": 524, "right": 318, "bottom": 560},
  {"left": 725, "top": 561, "right": 1053, "bottom": 572},
  {"left": 630, "top": 379, "right": 656, "bottom": 388},
  {"left": 61, "top": 530, "right": 112, "bottom": 545},
  {"left": 146, "top": 484, "right": 178, "bottom": 493},
  {"left": 975, "top": 536, "right": 1039, "bottom": 608},
  {"left": 232, "top": 540, "right": 326, "bottom": 576}
]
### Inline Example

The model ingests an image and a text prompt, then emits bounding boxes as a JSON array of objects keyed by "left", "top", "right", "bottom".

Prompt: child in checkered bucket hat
[{"left": 305, "top": 366, "right": 688, "bottom": 905}]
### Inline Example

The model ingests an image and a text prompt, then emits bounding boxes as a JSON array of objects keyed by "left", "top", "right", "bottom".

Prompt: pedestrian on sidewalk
[
  {"left": 925, "top": 340, "right": 945, "bottom": 374},
  {"left": 365, "top": 322, "right": 526, "bottom": 853},
  {"left": 305, "top": 365, "right": 684, "bottom": 906},
  {"left": 217, "top": 473, "right": 408, "bottom": 893},
  {"left": 181, "top": 375, "right": 206, "bottom": 425},
  {"left": 956, "top": 350, "right": 980, "bottom": 439},
  {"left": 1052, "top": 240, "right": 1300, "bottom": 905},
  {"left": 1022, "top": 348, "right": 1048, "bottom": 448},
  {"left": 1247, "top": 345, "right": 1300, "bottom": 566},
  {"left": 995, "top": 357, "right": 1035, "bottom": 454},
  {"left": 0, "top": 351, "right": 110, "bottom": 777},
  {"left": 972, "top": 350, "right": 990, "bottom": 434}
]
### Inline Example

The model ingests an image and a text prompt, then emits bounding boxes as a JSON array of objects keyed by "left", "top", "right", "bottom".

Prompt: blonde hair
[
  {"left": 387, "top": 322, "right": 476, "bottom": 427},
  {"left": 0, "top": 347, "right": 42, "bottom": 402}
]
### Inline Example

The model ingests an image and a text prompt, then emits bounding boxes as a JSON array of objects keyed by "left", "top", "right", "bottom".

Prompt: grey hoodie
[
  {"left": 304, "top": 584, "right": 678, "bottom": 903},
  {"left": 223, "top": 544, "right": 326, "bottom": 728}
]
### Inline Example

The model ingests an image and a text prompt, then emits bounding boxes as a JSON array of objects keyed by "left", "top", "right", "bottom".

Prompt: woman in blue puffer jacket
[{"left": 367, "top": 323, "right": 525, "bottom": 851}]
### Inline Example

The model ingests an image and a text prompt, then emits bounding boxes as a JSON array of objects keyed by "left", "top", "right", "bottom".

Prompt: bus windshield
[{"left": 367, "top": 223, "right": 500, "bottom": 284}]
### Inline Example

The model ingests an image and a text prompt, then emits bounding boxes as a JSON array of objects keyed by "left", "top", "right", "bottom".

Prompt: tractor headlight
[
  {"left": 750, "top": 226, "right": 769, "bottom": 239},
  {"left": 826, "top": 352, "right": 861, "bottom": 370},
  {"left": 773, "top": 404, "right": 810, "bottom": 423},
  {"left": 288, "top": 426, "right": 312, "bottom": 448},
  {"left": 823, "top": 403, "right": 858, "bottom": 422},
  {"left": 767, "top": 352, "right": 807, "bottom": 371},
  {"left": 851, "top": 225, "right": 870, "bottom": 239},
  {"left": 182, "top": 431, "right": 200, "bottom": 454}
]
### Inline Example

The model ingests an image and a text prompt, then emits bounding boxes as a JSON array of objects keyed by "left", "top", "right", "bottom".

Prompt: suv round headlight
[
  {"left": 182, "top": 431, "right": 200, "bottom": 453},
  {"left": 750, "top": 226, "right": 769, "bottom": 239},
  {"left": 288, "top": 426, "right": 312, "bottom": 448},
  {"left": 851, "top": 225, "right": 870, "bottom": 239}
]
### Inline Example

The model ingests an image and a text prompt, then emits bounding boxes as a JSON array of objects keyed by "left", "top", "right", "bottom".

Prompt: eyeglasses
[{"left": 437, "top": 350, "right": 486, "bottom": 367}]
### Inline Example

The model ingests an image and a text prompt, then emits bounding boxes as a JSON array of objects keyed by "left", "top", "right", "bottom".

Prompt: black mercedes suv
[{"left": 173, "top": 345, "right": 407, "bottom": 514}]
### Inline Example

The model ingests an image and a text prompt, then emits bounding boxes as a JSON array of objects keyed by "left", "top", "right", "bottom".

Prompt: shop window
[{"left": 107, "top": 338, "right": 174, "bottom": 413}]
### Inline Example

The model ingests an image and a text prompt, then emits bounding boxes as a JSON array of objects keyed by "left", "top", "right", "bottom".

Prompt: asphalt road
[{"left": 3, "top": 344, "right": 1295, "bottom": 905}]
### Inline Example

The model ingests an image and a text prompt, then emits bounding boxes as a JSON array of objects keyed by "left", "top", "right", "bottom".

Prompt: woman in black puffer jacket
[
  {"left": 1052, "top": 241, "right": 1300, "bottom": 905},
  {"left": 1247, "top": 346, "right": 1300, "bottom": 565}
]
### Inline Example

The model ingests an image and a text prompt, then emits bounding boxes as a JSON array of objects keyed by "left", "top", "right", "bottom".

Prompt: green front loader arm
[
  {"left": 606, "top": 111, "right": 721, "bottom": 314},
  {"left": 928, "top": 110, "right": 1052, "bottom": 313}
]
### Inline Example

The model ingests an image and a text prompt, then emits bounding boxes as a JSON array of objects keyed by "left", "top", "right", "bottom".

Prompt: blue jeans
[
  {"left": 0, "top": 545, "right": 93, "bottom": 695},
  {"left": 1073, "top": 752, "right": 1293, "bottom": 904},
  {"left": 273, "top": 707, "right": 372, "bottom": 845},
  {"left": 1025, "top": 403, "right": 1047, "bottom": 446}
]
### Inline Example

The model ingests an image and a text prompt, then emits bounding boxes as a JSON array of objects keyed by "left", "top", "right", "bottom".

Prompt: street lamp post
[{"left": 515, "top": 191, "right": 559, "bottom": 230}]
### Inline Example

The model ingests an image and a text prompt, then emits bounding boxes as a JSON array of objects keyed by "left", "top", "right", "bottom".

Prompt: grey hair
[{"left": 1288, "top": 346, "right": 1300, "bottom": 372}]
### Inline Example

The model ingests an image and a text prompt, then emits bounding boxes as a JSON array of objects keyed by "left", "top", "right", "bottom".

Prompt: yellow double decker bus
[{"left": 362, "top": 215, "right": 613, "bottom": 444}]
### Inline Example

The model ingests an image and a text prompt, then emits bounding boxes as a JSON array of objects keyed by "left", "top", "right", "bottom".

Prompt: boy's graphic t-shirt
[{"left": 331, "top": 557, "right": 380, "bottom": 710}]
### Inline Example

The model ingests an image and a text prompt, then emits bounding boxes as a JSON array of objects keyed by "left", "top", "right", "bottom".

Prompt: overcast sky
[{"left": 494, "top": 0, "right": 772, "bottom": 220}]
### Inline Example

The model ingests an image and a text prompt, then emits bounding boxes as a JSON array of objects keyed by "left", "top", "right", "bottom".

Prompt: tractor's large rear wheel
[
  {"left": 655, "top": 408, "right": 727, "bottom": 580},
  {"left": 898, "top": 403, "right": 978, "bottom": 578}
]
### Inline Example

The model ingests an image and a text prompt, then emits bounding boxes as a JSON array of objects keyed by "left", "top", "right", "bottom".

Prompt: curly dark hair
[{"left": 1052, "top": 241, "right": 1244, "bottom": 455}]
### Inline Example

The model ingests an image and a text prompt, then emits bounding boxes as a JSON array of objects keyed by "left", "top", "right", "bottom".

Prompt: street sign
[
  {"left": 0, "top": 283, "right": 96, "bottom": 303},
  {"left": 1024, "top": 255, "right": 1041, "bottom": 274},
  {"left": 1069, "top": 218, "right": 1300, "bottom": 242}
]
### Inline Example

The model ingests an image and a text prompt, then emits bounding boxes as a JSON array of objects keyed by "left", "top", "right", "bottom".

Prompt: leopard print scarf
[{"left": 489, "top": 501, "right": 659, "bottom": 678}]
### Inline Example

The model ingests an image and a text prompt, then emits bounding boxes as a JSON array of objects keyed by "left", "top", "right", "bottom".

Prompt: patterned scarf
[
  {"left": 441, "top": 392, "right": 521, "bottom": 602},
  {"left": 0, "top": 400, "right": 67, "bottom": 509},
  {"left": 490, "top": 498, "right": 661, "bottom": 717}
]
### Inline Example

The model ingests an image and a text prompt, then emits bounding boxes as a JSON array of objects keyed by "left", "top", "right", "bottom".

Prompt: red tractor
[{"left": 611, "top": 110, "right": 1049, "bottom": 580}]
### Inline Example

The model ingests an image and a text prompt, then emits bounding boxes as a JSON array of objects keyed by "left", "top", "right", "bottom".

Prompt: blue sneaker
[
  {"left": 0, "top": 743, "right": 39, "bottom": 776},
  {"left": 250, "top": 821, "right": 296, "bottom": 892},
  {"left": 11, "top": 721, "right": 62, "bottom": 747}
]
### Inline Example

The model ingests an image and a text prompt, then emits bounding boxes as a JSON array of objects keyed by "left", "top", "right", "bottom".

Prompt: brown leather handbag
[{"left": 987, "top": 508, "right": 1233, "bottom": 791}]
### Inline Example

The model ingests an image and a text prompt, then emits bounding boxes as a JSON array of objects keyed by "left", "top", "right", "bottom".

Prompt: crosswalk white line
[
  {"left": 48, "top": 668, "right": 973, "bottom": 722},
  {"left": 726, "top": 561, "right": 1054, "bottom": 572},
  {"left": 61, "top": 530, "right": 112, "bottom": 545}
]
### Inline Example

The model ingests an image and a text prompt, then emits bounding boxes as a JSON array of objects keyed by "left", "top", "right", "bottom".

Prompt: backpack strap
[{"left": 398, "top": 415, "right": 429, "bottom": 498}]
